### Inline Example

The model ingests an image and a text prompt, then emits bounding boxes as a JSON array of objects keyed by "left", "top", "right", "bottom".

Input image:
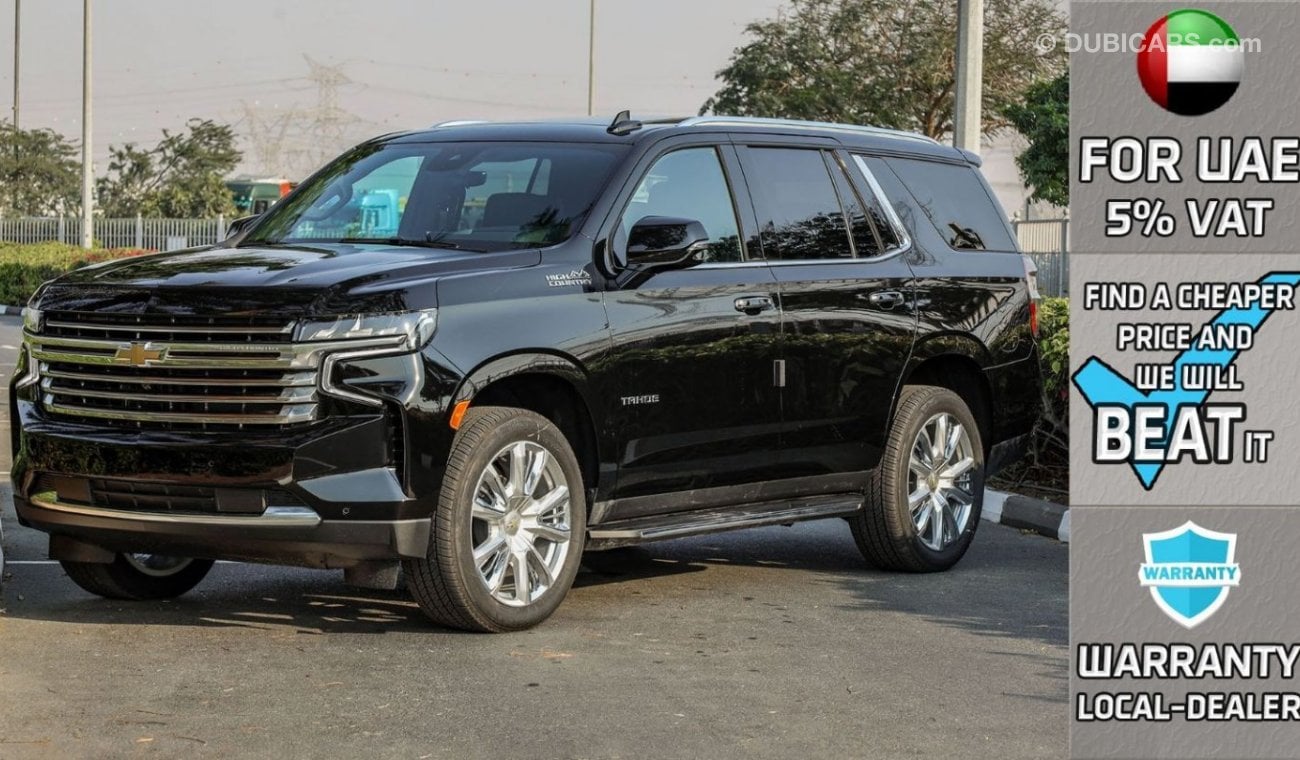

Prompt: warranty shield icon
[{"left": 1139, "top": 521, "right": 1241, "bottom": 629}]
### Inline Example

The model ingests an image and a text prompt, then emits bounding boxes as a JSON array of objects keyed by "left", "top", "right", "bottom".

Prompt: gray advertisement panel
[{"left": 1070, "top": 2, "right": 1300, "bottom": 758}]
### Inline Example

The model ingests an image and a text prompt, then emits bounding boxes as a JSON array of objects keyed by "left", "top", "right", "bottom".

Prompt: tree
[
  {"left": 1003, "top": 71, "right": 1068, "bottom": 208},
  {"left": 98, "top": 118, "right": 241, "bottom": 217},
  {"left": 701, "top": 0, "right": 1066, "bottom": 140},
  {"left": 0, "top": 121, "right": 81, "bottom": 216}
]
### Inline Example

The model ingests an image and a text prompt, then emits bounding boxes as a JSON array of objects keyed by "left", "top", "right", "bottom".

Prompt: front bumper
[
  {"left": 10, "top": 399, "right": 438, "bottom": 568},
  {"left": 14, "top": 490, "right": 430, "bottom": 567}
]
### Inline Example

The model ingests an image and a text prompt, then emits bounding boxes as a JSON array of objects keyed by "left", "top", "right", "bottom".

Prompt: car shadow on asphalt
[
  {"left": 2, "top": 523, "right": 1065, "bottom": 649},
  {"left": 2, "top": 566, "right": 446, "bottom": 635},
  {"left": 0, "top": 554, "right": 713, "bottom": 636}
]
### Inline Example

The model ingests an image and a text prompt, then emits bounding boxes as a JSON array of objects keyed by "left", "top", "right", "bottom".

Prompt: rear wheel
[
  {"left": 61, "top": 553, "right": 214, "bottom": 600},
  {"left": 404, "top": 406, "right": 585, "bottom": 632},
  {"left": 852, "top": 385, "right": 985, "bottom": 572}
]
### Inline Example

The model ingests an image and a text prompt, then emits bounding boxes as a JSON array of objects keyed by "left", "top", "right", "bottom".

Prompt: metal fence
[
  {"left": 0, "top": 216, "right": 227, "bottom": 250},
  {"left": 1012, "top": 215, "right": 1069, "bottom": 297}
]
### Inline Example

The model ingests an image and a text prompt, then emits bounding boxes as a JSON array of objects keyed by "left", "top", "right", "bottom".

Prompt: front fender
[{"left": 451, "top": 351, "right": 594, "bottom": 412}]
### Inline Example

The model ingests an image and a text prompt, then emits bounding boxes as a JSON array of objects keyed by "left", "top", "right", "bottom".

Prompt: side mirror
[
  {"left": 225, "top": 214, "right": 262, "bottom": 243},
  {"left": 625, "top": 216, "right": 710, "bottom": 269}
]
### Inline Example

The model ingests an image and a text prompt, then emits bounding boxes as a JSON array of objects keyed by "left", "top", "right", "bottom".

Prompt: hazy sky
[{"left": 1, "top": 0, "right": 1040, "bottom": 213}]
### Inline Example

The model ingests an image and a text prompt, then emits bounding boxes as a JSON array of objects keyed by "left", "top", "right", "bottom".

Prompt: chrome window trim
[
  {"left": 695, "top": 248, "right": 908, "bottom": 270},
  {"left": 694, "top": 151, "right": 913, "bottom": 270},
  {"left": 851, "top": 154, "right": 913, "bottom": 256}
]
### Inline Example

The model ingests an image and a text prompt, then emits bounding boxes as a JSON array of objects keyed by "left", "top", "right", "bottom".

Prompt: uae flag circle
[{"left": 1137, "top": 9, "right": 1243, "bottom": 116}]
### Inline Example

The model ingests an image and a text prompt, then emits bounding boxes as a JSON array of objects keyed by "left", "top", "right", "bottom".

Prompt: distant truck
[{"left": 227, "top": 177, "right": 297, "bottom": 215}]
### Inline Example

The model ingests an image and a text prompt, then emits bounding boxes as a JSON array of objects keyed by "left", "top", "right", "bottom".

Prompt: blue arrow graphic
[{"left": 1072, "top": 272, "right": 1300, "bottom": 490}]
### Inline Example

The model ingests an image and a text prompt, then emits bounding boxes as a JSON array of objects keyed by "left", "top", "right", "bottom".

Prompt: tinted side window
[
  {"left": 620, "top": 147, "right": 742, "bottom": 263},
  {"left": 742, "top": 147, "right": 852, "bottom": 260},
  {"left": 883, "top": 157, "right": 1017, "bottom": 251}
]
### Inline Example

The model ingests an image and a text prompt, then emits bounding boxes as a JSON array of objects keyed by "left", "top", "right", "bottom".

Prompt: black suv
[{"left": 9, "top": 115, "right": 1041, "bottom": 632}]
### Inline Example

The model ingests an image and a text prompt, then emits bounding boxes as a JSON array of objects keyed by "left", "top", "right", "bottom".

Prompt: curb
[{"left": 982, "top": 488, "right": 1069, "bottom": 543}]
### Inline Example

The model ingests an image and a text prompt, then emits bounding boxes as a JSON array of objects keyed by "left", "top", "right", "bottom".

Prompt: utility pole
[
  {"left": 586, "top": 0, "right": 595, "bottom": 116},
  {"left": 12, "top": 0, "right": 18, "bottom": 131},
  {"left": 953, "top": 0, "right": 983, "bottom": 153},
  {"left": 80, "top": 0, "right": 93, "bottom": 249}
]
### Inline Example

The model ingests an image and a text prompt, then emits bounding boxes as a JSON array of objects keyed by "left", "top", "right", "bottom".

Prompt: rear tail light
[{"left": 1022, "top": 255, "right": 1041, "bottom": 338}]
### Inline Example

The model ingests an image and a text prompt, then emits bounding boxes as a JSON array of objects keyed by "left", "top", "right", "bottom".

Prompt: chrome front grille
[{"left": 27, "top": 312, "right": 408, "bottom": 429}]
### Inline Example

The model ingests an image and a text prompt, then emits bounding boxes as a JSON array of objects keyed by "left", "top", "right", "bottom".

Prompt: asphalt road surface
[{"left": 0, "top": 314, "right": 1067, "bottom": 759}]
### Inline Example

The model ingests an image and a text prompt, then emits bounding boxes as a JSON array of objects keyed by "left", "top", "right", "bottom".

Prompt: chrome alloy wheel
[
  {"left": 908, "top": 412, "right": 977, "bottom": 551},
  {"left": 122, "top": 554, "right": 194, "bottom": 577},
  {"left": 470, "top": 441, "right": 573, "bottom": 607}
]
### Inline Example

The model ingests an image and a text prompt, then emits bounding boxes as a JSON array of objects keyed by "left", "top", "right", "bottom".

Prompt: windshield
[{"left": 244, "top": 141, "right": 627, "bottom": 252}]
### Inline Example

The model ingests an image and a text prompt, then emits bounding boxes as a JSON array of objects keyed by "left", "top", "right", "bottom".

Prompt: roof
[{"left": 381, "top": 115, "right": 969, "bottom": 163}]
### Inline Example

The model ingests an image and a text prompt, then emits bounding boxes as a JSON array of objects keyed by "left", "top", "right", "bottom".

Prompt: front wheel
[
  {"left": 61, "top": 553, "right": 214, "bottom": 600},
  {"left": 852, "top": 385, "right": 985, "bottom": 572},
  {"left": 404, "top": 406, "right": 586, "bottom": 632}
]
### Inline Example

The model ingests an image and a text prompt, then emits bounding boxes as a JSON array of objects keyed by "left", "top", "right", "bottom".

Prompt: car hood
[{"left": 35, "top": 243, "right": 542, "bottom": 317}]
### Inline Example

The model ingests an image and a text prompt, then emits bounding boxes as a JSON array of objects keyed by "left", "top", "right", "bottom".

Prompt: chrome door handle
[
  {"left": 734, "top": 296, "right": 775, "bottom": 314},
  {"left": 868, "top": 291, "right": 905, "bottom": 310}
]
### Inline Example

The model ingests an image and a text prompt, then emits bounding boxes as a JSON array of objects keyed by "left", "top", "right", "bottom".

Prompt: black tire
[
  {"left": 852, "top": 385, "right": 985, "bottom": 573},
  {"left": 61, "top": 554, "right": 214, "bottom": 600},
  {"left": 404, "top": 406, "right": 587, "bottom": 632}
]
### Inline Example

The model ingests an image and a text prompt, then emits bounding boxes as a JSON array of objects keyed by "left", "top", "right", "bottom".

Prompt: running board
[{"left": 586, "top": 494, "right": 863, "bottom": 550}]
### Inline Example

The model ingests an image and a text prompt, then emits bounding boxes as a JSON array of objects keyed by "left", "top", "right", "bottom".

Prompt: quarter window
[
  {"left": 882, "top": 156, "right": 1017, "bottom": 251},
  {"left": 619, "top": 147, "right": 743, "bottom": 263},
  {"left": 741, "top": 147, "right": 853, "bottom": 261}
]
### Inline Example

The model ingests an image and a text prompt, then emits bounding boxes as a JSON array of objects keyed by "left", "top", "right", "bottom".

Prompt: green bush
[
  {"left": 991, "top": 296, "right": 1069, "bottom": 498},
  {"left": 0, "top": 242, "right": 149, "bottom": 306},
  {"left": 1032, "top": 295, "right": 1069, "bottom": 463},
  {"left": 1037, "top": 296, "right": 1069, "bottom": 420}
]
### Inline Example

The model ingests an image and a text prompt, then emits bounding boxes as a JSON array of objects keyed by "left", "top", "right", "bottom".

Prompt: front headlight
[
  {"left": 295, "top": 309, "right": 437, "bottom": 351},
  {"left": 299, "top": 309, "right": 437, "bottom": 406}
]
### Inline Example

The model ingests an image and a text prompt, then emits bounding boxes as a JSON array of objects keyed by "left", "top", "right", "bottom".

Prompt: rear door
[{"left": 732, "top": 139, "right": 917, "bottom": 485}]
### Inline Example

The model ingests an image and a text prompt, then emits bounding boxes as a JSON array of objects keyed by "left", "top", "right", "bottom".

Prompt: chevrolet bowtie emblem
[{"left": 115, "top": 342, "right": 165, "bottom": 366}]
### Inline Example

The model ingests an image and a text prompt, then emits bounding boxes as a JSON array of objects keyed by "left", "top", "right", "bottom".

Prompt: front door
[{"left": 597, "top": 143, "right": 783, "bottom": 515}]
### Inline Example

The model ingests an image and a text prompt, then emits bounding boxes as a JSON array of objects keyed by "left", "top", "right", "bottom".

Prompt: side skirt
[{"left": 585, "top": 492, "right": 864, "bottom": 550}]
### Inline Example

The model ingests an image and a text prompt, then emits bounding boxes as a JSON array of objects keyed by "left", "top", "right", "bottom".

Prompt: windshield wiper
[{"left": 336, "top": 237, "right": 486, "bottom": 252}]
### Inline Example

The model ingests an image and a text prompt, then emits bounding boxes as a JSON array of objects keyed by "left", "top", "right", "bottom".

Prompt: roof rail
[
  {"left": 676, "top": 116, "right": 939, "bottom": 145},
  {"left": 429, "top": 119, "right": 488, "bottom": 128}
]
